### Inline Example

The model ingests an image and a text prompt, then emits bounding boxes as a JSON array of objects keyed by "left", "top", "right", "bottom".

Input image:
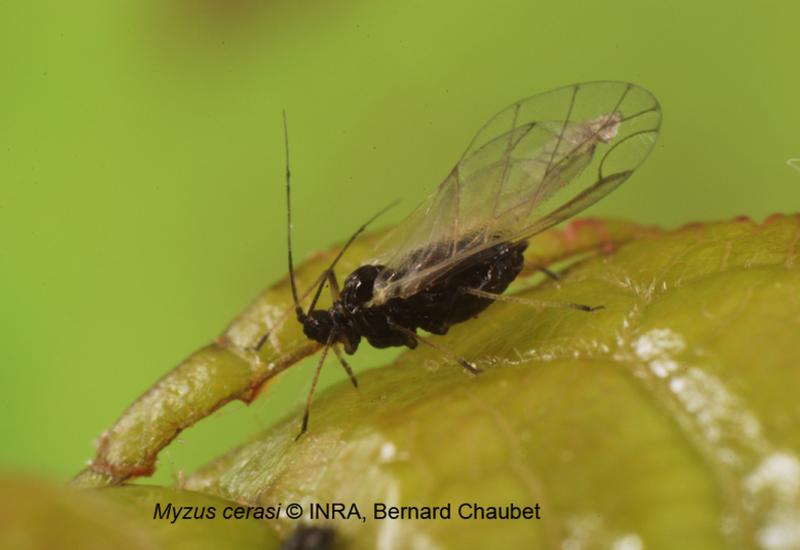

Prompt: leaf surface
[
  {"left": 179, "top": 215, "right": 800, "bottom": 549},
  {"left": 73, "top": 219, "right": 647, "bottom": 487}
]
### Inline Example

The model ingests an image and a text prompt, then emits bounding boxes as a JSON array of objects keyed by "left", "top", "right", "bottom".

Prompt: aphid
[{"left": 255, "top": 81, "right": 661, "bottom": 437}]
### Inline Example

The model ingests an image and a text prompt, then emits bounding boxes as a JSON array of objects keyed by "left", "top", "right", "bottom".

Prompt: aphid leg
[
  {"left": 306, "top": 269, "right": 333, "bottom": 315},
  {"left": 461, "top": 287, "right": 603, "bottom": 312},
  {"left": 326, "top": 270, "right": 342, "bottom": 299},
  {"left": 537, "top": 266, "right": 560, "bottom": 282},
  {"left": 296, "top": 333, "right": 334, "bottom": 440},
  {"left": 307, "top": 267, "right": 343, "bottom": 314},
  {"left": 332, "top": 345, "right": 358, "bottom": 389},
  {"left": 388, "top": 321, "right": 481, "bottom": 374}
]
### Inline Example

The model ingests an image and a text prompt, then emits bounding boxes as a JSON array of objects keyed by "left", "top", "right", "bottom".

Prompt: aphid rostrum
[{"left": 255, "top": 81, "right": 661, "bottom": 436}]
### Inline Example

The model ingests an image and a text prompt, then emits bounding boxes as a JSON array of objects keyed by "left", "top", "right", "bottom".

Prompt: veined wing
[{"left": 369, "top": 81, "right": 661, "bottom": 305}]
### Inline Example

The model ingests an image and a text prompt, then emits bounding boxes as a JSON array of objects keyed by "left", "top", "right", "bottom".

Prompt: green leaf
[
  {"left": 178, "top": 215, "right": 800, "bottom": 549},
  {"left": 71, "top": 215, "right": 800, "bottom": 549},
  {"left": 72, "top": 218, "right": 648, "bottom": 487}
]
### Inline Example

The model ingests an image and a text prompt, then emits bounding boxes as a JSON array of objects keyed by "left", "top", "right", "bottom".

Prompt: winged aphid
[{"left": 255, "top": 81, "right": 661, "bottom": 436}]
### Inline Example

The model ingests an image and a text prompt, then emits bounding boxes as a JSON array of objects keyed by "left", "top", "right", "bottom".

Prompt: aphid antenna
[
  {"left": 283, "top": 110, "right": 305, "bottom": 323},
  {"left": 252, "top": 123, "right": 399, "bottom": 354}
]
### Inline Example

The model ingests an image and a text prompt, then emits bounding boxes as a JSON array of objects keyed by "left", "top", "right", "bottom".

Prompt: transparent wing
[{"left": 369, "top": 81, "right": 661, "bottom": 305}]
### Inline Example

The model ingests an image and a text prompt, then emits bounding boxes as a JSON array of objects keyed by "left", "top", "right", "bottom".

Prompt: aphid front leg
[
  {"left": 461, "top": 287, "right": 603, "bottom": 312},
  {"left": 387, "top": 321, "right": 481, "bottom": 374},
  {"left": 317, "top": 269, "right": 358, "bottom": 355},
  {"left": 297, "top": 333, "right": 335, "bottom": 440}
]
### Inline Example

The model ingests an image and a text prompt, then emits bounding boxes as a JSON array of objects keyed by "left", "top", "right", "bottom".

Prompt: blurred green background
[{"left": 1, "top": 1, "right": 798, "bottom": 484}]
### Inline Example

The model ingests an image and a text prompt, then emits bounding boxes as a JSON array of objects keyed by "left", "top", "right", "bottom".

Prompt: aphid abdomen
[
  {"left": 334, "top": 240, "right": 527, "bottom": 352},
  {"left": 354, "top": 306, "right": 410, "bottom": 349},
  {"left": 390, "top": 240, "right": 527, "bottom": 332}
]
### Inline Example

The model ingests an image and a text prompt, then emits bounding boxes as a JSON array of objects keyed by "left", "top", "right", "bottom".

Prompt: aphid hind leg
[
  {"left": 296, "top": 333, "right": 334, "bottom": 440},
  {"left": 461, "top": 287, "right": 603, "bottom": 312},
  {"left": 387, "top": 321, "right": 481, "bottom": 374}
]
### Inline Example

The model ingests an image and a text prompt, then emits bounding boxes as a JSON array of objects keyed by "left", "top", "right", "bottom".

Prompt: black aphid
[{"left": 255, "top": 81, "right": 661, "bottom": 437}]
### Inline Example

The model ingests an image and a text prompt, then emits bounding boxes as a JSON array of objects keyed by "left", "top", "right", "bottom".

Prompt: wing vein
[{"left": 369, "top": 81, "right": 661, "bottom": 304}]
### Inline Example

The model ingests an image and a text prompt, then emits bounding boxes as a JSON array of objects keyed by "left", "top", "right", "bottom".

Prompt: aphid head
[{"left": 302, "top": 309, "right": 335, "bottom": 344}]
